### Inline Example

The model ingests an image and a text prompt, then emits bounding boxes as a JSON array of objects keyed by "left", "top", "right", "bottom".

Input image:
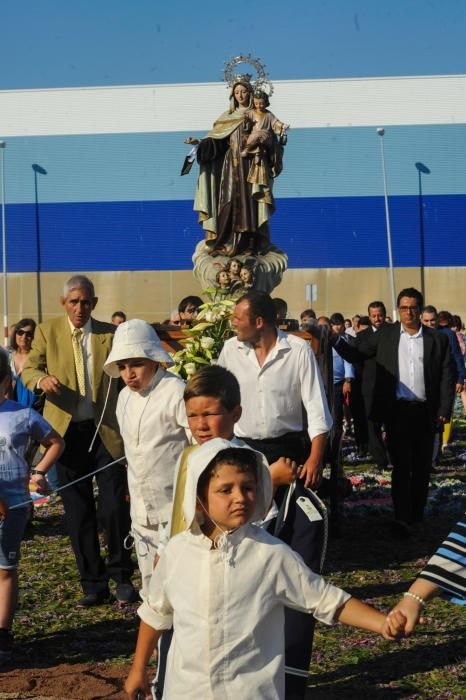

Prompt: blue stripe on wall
[
  {"left": 5, "top": 123, "right": 466, "bottom": 204},
  {"left": 7, "top": 193, "right": 466, "bottom": 272}
]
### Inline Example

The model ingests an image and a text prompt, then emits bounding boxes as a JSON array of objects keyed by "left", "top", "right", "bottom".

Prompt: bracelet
[
  {"left": 403, "top": 591, "right": 426, "bottom": 607},
  {"left": 30, "top": 469, "right": 47, "bottom": 476}
]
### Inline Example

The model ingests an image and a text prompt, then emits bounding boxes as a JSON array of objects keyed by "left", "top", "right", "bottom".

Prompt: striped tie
[{"left": 72, "top": 327, "right": 86, "bottom": 398}]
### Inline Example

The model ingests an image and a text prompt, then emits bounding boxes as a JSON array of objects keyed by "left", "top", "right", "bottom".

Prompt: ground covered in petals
[{"left": 1, "top": 414, "right": 465, "bottom": 699}]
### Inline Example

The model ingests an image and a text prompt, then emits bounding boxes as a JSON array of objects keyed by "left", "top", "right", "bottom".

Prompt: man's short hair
[
  {"left": 421, "top": 305, "right": 437, "bottom": 315},
  {"left": 272, "top": 297, "right": 288, "bottom": 320},
  {"left": 178, "top": 296, "right": 203, "bottom": 314},
  {"left": 330, "top": 312, "right": 345, "bottom": 325},
  {"left": 368, "top": 301, "right": 386, "bottom": 315},
  {"left": 184, "top": 365, "right": 241, "bottom": 411},
  {"left": 397, "top": 287, "right": 424, "bottom": 308},
  {"left": 237, "top": 291, "right": 276, "bottom": 326},
  {"left": 358, "top": 315, "right": 370, "bottom": 327},
  {"left": 63, "top": 275, "right": 95, "bottom": 299},
  {"left": 300, "top": 308, "right": 316, "bottom": 320}
]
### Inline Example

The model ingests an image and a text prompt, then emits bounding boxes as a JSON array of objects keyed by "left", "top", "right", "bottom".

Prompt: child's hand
[
  {"left": 30, "top": 472, "right": 50, "bottom": 495},
  {"left": 269, "top": 457, "right": 299, "bottom": 487},
  {"left": 0, "top": 499, "right": 8, "bottom": 521},
  {"left": 124, "top": 666, "right": 150, "bottom": 699},
  {"left": 389, "top": 596, "right": 425, "bottom": 636},
  {"left": 381, "top": 609, "right": 408, "bottom": 640}
]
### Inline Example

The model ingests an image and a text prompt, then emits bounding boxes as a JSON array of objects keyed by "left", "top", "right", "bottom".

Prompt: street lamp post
[
  {"left": 0, "top": 141, "right": 8, "bottom": 347},
  {"left": 376, "top": 128, "right": 397, "bottom": 321}
]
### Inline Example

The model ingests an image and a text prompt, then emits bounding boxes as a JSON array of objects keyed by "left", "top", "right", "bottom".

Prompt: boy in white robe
[
  {"left": 103, "top": 320, "right": 189, "bottom": 599},
  {"left": 125, "top": 439, "right": 406, "bottom": 700}
]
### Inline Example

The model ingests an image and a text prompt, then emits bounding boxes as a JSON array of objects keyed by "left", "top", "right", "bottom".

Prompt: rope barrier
[{"left": 9, "top": 456, "right": 126, "bottom": 511}]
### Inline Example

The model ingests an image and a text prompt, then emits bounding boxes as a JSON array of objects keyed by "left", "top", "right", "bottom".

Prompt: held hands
[
  {"left": 386, "top": 596, "right": 425, "bottom": 636},
  {"left": 38, "top": 375, "right": 61, "bottom": 396},
  {"left": 381, "top": 610, "right": 408, "bottom": 640}
]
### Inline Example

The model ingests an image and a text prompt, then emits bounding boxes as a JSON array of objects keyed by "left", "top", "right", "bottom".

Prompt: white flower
[
  {"left": 184, "top": 362, "right": 197, "bottom": 376},
  {"left": 200, "top": 336, "right": 215, "bottom": 350},
  {"left": 204, "top": 311, "right": 214, "bottom": 322}
]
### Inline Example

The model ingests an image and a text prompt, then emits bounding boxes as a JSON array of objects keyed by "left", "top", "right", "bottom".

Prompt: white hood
[
  {"left": 104, "top": 319, "right": 174, "bottom": 377},
  {"left": 183, "top": 438, "right": 272, "bottom": 530}
]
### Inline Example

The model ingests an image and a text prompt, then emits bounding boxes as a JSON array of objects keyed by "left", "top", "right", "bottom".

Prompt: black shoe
[
  {"left": 115, "top": 582, "right": 139, "bottom": 604},
  {"left": 77, "top": 589, "right": 112, "bottom": 608},
  {"left": 0, "top": 628, "right": 13, "bottom": 663}
]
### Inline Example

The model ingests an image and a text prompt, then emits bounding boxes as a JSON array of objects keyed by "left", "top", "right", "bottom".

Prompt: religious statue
[{"left": 184, "top": 55, "right": 289, "bottom": 258}]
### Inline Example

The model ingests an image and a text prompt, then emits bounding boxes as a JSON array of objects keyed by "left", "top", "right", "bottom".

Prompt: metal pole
[
  {"left": 0, "top": 141, "right": 8, "bottom": 347},
  {"left": 376, "top": 128, "right": 397, "bottom": 321}
]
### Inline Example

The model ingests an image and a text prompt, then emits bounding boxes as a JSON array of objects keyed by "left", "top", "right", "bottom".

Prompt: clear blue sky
[{"left": 1, "top": 0, "right": 465, "bottom": 89}]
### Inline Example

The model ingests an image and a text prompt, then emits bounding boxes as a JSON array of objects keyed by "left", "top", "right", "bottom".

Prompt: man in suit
[
  {"left": 22, "top": 275, "right": 135, "bottom": 606},
  {"left": 356, "top": 301, "right": 389, "bottom": 470},
  {"left": 334, "top": 288, "right": 455, "bottom": 535}
]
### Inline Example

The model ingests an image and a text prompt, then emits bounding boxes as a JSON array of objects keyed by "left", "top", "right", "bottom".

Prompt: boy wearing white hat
[{"left": 104, "top": 320, "right": 190, "bottom": 598}]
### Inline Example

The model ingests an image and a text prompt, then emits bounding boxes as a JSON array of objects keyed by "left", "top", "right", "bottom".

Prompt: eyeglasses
[
  {"left": 16, "top": 329, "right": 33, "bottom": 337},
  {"left": 398, "top": 306, "right": 419, "bottom": 313}
]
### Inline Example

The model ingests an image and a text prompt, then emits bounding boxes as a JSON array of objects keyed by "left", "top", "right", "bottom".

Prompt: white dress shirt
[
  {"left": 397, "top": 325, "right": 426, "bottom": 401},
  {"left": 218, "top": 331, "right": 332, "bottom": 441},
  {"left": 116, "top": 367, "right": 190, "bottom": 525},
  {"left": 139, "top": 525, "right": 350, "bottom": 700}
]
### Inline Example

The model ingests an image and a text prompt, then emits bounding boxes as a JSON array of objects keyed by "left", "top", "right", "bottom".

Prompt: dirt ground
[{"left": 0, "top": 663, "right": 131, "bottom": 699}]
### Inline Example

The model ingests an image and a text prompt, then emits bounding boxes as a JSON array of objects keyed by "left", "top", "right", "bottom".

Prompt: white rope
[{"left": 9, "top": 455, "right": 126, "bottom": 511}]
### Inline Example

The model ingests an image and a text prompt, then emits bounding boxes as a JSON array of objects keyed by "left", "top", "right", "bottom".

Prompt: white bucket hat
[{"left": 104, "top": 319, "right": 174, "bottom": 377}]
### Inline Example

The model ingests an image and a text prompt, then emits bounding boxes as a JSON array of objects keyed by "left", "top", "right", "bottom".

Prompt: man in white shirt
[
  {"left": 333, "top": 287, "right": 455, "bottom": 536},
  {"left": 218, "top": 291, "right": 332, "bottom": 488},
  {"left": 218, "top": 291, "right": 332, "bottom": 700}
]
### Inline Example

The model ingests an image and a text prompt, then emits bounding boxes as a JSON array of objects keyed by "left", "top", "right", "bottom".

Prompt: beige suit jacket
[{"left": 22, "top": 316, "right": 124, "bottom": 460}]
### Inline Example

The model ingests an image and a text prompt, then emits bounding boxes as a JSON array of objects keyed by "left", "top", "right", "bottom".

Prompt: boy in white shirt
[
  {"left": 103, "top": 320, "right": 189, "bottom": 599},
  {"left": 125, "top": 439, "right": 406, "bottom": 700}
]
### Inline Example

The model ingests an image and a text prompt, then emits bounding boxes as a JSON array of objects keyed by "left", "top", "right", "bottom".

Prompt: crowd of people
[{"left": 0, "top": 274, "right": 464, "bottom": 699}]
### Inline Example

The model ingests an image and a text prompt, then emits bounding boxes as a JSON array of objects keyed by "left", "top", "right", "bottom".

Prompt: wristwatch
[{"left": 30, "top": 469, "right": 47, "bottom": 476}]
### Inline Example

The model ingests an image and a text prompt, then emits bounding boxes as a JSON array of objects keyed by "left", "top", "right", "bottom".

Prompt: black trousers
[
  {"left": 57, "top": 421, "right": 133, "bottom": 594},
  {"left": 386, "top": 401, "right": 435, "bottom": 524},
  {"left": 242, "top": 432, "right": 315, "bottom": 700}
]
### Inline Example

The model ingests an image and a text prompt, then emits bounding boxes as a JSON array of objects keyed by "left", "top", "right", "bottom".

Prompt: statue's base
[{"left": 192, "top": 240, "right": 288, "bottom": 295}]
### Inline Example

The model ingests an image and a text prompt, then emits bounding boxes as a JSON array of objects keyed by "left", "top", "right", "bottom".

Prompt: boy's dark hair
[
  {"left": 397, "top": 287, "right": 424, "bottom": 308},
  {"left": 437, "top": 310, "right": 453, "bottom": 327},
  {"left": 330, "top": 312, "right": 345, "bottom": 325},
  {"left": 10, "top": 318, "right": 36, "bottom": 351},
  {"left": 237, "top": 291, "right": 276, "bottom": 326},
  {"left": 358, "top": 316, "right": 370, "bottom": 327},
  {"left": 178, "top": 295, "right": 203, "bottom": 314},
  {"left": 0, "top": 349, "right": 11, "bottom": 383},
  {"left": 368, "top": 301, "right": 386, "bottom": 315},
  {"left": 272, "top": 297, "right": 288, "bottom": 320},
  {"left": 197, "top": 447, "right": 258, "bottom": 498},
  {"left": 184, "top": 365, "right": 241, "bottom": 410},
  {"left": 111, "top": 310, "right": 126, "bottom": 321},
  {"left": 300, "top": 308, "right": 316, "bottom": 320}
]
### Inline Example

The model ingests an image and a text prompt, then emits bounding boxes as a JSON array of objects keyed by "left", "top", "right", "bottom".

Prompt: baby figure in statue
[{"left": 241, "top": 90, "right": 289, "bottom": 158}]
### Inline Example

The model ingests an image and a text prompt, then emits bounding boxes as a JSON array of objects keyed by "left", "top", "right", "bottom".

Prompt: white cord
[{"left": 88, "top": 376, "right": 113, "bottom": 453}]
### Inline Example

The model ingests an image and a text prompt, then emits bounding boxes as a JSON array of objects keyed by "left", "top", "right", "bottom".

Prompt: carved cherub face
[
  {"left": 240, "top": 267, "right": 252, "bottom": 283},
  {"left": 253, "top": 96, "right": 267, "bottom": 112},
  {"left": 217, "top": 270, "right": 230, "bottom": 288},
  {"left": 229, "top": 259, "right": 242, "bottom": 277}
]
